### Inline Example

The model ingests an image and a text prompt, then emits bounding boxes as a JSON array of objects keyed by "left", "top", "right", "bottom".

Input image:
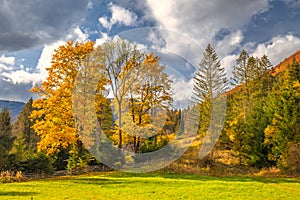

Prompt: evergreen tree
[
  {"left": 12, "top": 98, "right": 38, "bottom": 152},
  {"left": 231, "top": 50, "right": 250, "bottom": 87},
  {"left": 264, "top": 59, "right": 300, "bottom": 169},
  {"left": 226, "top": 50, "right": 274, "bottom": 165},
  {"left": 193, "top": 44, "right": 227, "bottom": 131},
  {"left": 0, "top": 108, "right": 13, "bottom": 170},
  {"left": 193, "top": 44, "right": 227, "bottom": 165}
]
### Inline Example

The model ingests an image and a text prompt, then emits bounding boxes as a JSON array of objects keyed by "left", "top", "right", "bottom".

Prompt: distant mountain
[{"left": 0, "top": 100, "right": 25, "bottom": 122}]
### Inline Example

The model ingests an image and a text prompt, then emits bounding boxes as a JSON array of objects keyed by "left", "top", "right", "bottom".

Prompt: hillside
[
  {"left": 271, "top": 50, "right": 300, "bottom": 76},
  {"left": 0, "top": 100, "right": 25, "bottom": 121},
  {"left": 226, "top": 50, "right": 300, "bottom": 96}
]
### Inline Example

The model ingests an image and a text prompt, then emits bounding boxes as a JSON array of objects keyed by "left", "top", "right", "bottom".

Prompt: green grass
[{"left": 0, "top": 172, "right": 300, "bottom": 200}]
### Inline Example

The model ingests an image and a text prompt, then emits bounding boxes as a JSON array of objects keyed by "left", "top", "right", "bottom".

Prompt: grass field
[{"left": 0, "top": 172, "right": 300, "bottom": 200}]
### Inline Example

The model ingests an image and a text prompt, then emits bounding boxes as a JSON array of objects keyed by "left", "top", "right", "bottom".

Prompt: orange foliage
[{"left": 30, "top": 41, "right": 95, "bottom": 155}]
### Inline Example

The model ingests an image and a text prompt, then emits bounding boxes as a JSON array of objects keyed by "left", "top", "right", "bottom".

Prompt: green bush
[{"left": 17, "top": 153, "right": 54, "bottom": 175}]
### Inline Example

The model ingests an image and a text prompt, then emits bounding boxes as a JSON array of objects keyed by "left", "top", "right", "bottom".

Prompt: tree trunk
[{"left": 118, "top": 101, "right": 122, "bottom": 148}]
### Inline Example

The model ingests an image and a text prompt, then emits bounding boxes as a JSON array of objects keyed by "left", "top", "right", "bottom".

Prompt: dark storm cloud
[{"left": 0, "top": 0, "right": 90, "bottom": 52}]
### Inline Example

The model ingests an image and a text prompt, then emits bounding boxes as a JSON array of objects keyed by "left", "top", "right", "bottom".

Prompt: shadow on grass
[
  {"left": 72, "top": 178, "right": 125, "bottom": 185},
  {"left": 70, "top": 172, "right": 300, "bottom": 185},
  {"left": 0, "top": 191, "right": 39, "bottom": 196}
]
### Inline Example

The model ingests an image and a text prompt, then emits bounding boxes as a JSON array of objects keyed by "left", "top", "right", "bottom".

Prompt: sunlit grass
[{"left": 0, "top": 171, "right": 300, "bottom": 199}]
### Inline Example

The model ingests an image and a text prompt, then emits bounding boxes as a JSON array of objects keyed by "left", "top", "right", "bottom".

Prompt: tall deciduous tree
[
  {"left": 102, "top": 38, "right": 143, "bottom": 148},
  {"left": 125, "top": 52, "right": 173, "bottom": 152},
  {"left": 30, "top": 41, "right": 95, "bottom": 156}
]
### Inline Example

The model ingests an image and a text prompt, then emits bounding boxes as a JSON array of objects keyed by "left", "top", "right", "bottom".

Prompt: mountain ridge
[{"left": 0, "top": 99, "right": 25, "bottom": 122}]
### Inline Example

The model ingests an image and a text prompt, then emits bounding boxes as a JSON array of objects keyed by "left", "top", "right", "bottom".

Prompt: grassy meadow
[{"left": 0, "top": 172, "right": 300, "bottom": 200}]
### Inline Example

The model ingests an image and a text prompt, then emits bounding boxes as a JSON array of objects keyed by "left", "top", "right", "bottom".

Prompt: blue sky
[{"left": 0, "top": 0, "right": 300, "bottom": 106}]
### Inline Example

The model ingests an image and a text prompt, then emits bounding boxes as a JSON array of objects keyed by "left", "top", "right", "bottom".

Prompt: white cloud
[
  {"left": 0, "top": 55, "right": 15, "bottom": 65},
  {"left": 252, "top": 34, "right": 300, "bottom": 66},
  {"left": 98, "top": 3, "right": 138, "bottom": 30},
  {"left": 70, "top": 27, "right": 89, "bottom": 43},
  {"left": 147, "top": 0, "right": 178, "bottom": 28},
  {"left": 146, "top": 0, "right": 269, "bottom": 62},
  {"left": 36, "top": 41, "right": 65, "bottom": 81},
  {"left": 0, "top": 55, "right": 15, "bottom": 72},
  {"left": 95, "top": 32, "right": 111, "bottom": 47},
  {"left": 0, "top": 63, "right": 12, "bottom": 72},
  {"left": 110, "top": 3, "right": 138, "bottom": 27},
  {"left": 147, "top": 0, "right": 269, "bottom": 41},
  {"left": 216, "top": 30, "right": 244, "bottom": 58},
  {"left": 2, "top": 70, "right": 43, "bottom": 85},
  {"left": 220, "top": 54, "right": 238, "bottom": 78},
  {"left": 98, "top": 17, "right": 110, "bottom": 29},
  {"left": 172, "top": 77, "right": 194, "bottom": 108}
]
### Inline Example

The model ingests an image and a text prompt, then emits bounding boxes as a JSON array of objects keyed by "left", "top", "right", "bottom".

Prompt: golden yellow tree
[
  {"left": 123, "top": 52, "right": 173, "bottom": 152},
  {"left": 30, "top": 41, "right": 96, "bottom": 155}
]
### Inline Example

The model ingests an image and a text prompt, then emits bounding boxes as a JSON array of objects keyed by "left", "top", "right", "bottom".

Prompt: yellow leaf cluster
[{"left": 30, "top": 41, "right": 97, "bottom": 155}]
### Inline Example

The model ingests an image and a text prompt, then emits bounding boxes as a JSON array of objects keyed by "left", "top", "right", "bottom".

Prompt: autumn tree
[
  {"left": 102, "top": 38, "right": 143, "bottom": 148},
  {"left": 124, "top": 52, "right": 173, "bottom": 152},
  {"left": 72, "top": 46, "right": 108, "bottom": 161},
  {"left": 30, "top": 41, "right": 95, "bottom": 158}
]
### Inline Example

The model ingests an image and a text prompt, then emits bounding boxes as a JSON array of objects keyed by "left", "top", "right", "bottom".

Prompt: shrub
[
  {"left": 17, "top": 153, "right": 54, "bottom": 175},
  {"left": 0, "top": 171, "right": 24, "bottom": 183},
  {"left": 280, "top": 142, "right": 300, "bottom": 172}
]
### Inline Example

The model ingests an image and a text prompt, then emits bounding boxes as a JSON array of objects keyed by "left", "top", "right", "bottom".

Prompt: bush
[
  {"left": 280, "top": 142, "right": 300, "bottom": 172},
  {"left": 0, "top": 171, "right": 24, "bottom": 183},
  {"left": 17, "top": 153, "right": 54, "bottom": 175}
]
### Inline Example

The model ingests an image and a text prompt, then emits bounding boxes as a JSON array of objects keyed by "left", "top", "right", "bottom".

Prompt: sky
[{"left": 1, "top": 0, "right": 300, "bottom": 107}]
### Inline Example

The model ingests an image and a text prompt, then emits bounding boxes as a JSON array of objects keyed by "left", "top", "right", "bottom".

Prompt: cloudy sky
[{"left": 1, "top": 0, "right": 300, "bottom": 106}]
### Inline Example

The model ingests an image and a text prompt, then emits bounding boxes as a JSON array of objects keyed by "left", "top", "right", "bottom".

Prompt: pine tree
[
  {"left": 227, "top": 52, "right": 273, "bottom": 165},
  {"left": 231, "top": 50, "right": 249, "bottom": 87},
  {"left": 193, "top": 44, "right": 227, "bottom": 165},
  {"left": 12, "top": 98, "right": 38, "bottom": 152},
  {"left": 193, "top": 44, "right": 227, "bottom": 131},
  {"left": 0, "top": 108, "right": 13, "bottom": 170},
  {"left": 264, "top": 59, "right": 300, "bottom": 169}
]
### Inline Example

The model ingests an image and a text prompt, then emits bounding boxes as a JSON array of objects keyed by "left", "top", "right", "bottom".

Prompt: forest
[{"left": 0, "top": 38, "right": 299, "bottom": 177}]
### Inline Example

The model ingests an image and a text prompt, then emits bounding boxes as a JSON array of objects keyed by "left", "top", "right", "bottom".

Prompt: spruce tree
[
  {"left": 193, "top": 44, "right": 227, "bottom": 165},
  {"left": 264, "top": 59, "right": 300, "bottom": 169},
  {"left": 193, "top": 44, "right": 227, "bottom": 125},
  {"left": 12, "top": 98, "right": 38, "bottom": 152},
  {"left": 0, "top": 108, "right": 13, "bottom": 170}
]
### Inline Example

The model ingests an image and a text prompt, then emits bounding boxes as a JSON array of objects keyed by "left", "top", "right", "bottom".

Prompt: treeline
[
  {"left": 224, "top": 51, "right": 300, "bottom": 171},
  {"left": 195, "top": 45, "right": 300, "bottom": 171},
  {"left": 0, "top": 99, "right": 53, "bottom": 174},
  {"left": 0, "top": 39, "right": 299, "bottom": 174},
  {"left": 0, "top": 39, "right": 183, "bottom": 173}
]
